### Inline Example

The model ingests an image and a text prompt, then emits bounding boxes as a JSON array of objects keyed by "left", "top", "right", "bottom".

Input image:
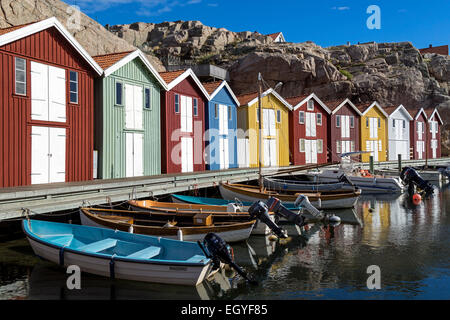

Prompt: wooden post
[
  {"left": 258, "top": 73, "right": 263, "bottom": 192},
  {"left": 369, "top": 156, "right": 374, "bottom": 174}
]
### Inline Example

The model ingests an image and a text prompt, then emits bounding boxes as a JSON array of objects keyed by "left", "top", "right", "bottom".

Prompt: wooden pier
[{"left": 0, "top": 157, "right": 449, "bottom": 221}]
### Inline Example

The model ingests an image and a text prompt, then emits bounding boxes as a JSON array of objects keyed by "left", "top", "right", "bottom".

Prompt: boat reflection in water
[{"left": 27, "top": 263, "right": 232, "bottom": 300}]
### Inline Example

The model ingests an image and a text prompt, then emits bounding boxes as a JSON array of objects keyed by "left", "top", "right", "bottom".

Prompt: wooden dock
[{"left": 1, "top": 157, "right": 449, "bottom": 221}]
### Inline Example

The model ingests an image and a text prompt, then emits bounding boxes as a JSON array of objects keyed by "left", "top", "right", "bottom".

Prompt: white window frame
[
  {"left": 307, "top": 100, "right": 314, "bottom": 111},
  {"left": 144, "top": 87, "right": 151, "bottom": 110},
  {"left": 69, "top": 71, "right": 78, "bottom": 104},
  {"left": 299, "top": 111, "right": 305, "bottom": 124},
  {"left": 336, "top": 140, "right": 341, "bottom": 153},
  {"left": 317, "top": 139, "right": 323, "bottom": 153},
  {"left": 317, "top": 113, "right": 322, "bottom": 126},
  {"left": 336, "top": 115, "right": 341, "bottom": 127},
  {"left": 277, "top": 110, "right": 281, "bottom": 123},
  {"left": 115, "top": 80, "right": 123, "bottom": 106},
  {"left": 15, "top": 57, "right": 27, "bottom": 96},
  {"left": 299, "top": 139, "right": 305, "bottom": 152},
  {"left": 193, "top": 98, "right": 198, "bottom": 116},
  {"left": 350, "top": 116, "right": 354, "bottom": 128},
  {"left": 174, "top": 94, "right": 180, "bottom": 113}
]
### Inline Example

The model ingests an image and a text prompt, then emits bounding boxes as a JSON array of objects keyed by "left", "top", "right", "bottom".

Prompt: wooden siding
[
  {"left": 410, "top": 112, "right": 427, "bottom": 160},
  {"left": 238, "top": 94, "right": 290, "bottom": 168},
  {"left": 161, "top": 77, "right": 206, "bottom": 174},
  {"left": 0, "top": 27, "right": 95, "bottom": 188},
  {"left": 328, "top": 104, "right": 360, "bottom": 162},
  {"left": 289, "top": 99, "right": 329, "bottom": 165},
  {"left": 206, "top": 87, "right": 238, "bottom": 170},
  {"left": 360, "top": 107, "right": 388, "bottom": 162},
  {"left": 387, "top": 108, "right": 411, "bottom": 160},
  {"left": 95, "top": 58, "right": 161, "bottom": 179}
]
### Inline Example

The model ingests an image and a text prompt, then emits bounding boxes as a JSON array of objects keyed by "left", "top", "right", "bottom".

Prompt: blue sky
[{"left": 66, "top": 0, "right": 450, "bottom": 49}]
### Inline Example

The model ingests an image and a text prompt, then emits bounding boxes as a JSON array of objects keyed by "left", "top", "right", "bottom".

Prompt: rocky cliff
[
  {"left": 111, "top": 21, "right": 450, "bottom": 155},
  {"left": 0, "top": 0, "right": 165, "bottom": 71}
]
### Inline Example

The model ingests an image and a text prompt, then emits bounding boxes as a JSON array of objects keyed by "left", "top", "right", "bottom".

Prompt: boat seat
[
  {"left": 126, "top": 246, "right": 161, "bottom": 259},
  {"left": 184, "top": 255, "right": 206, "bottom": 263},
  {"left": 78, "top": 238, "right": 117, "bottom": 253}
]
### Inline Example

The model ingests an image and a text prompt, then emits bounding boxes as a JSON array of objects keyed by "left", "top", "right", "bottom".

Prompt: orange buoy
[{"left": 412, "top": 193, "right": 422, "bottom": 205}]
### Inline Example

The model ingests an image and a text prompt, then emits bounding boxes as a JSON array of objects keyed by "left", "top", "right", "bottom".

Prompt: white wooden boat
[
  {"left": 218, "top": 182, "right": 361, "bottom": 209},
  {"left": 23, "top": 219, "right": 216, "bottom": 286},
  {"left": 263, "top": 177, "right": 355, "bottom": 192}
]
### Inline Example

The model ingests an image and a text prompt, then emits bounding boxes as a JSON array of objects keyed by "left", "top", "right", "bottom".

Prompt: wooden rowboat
[
  {"left": 80, "top": 207, "right": 256, "bottom": 243},
  {"left": 23, "top": 219, "right": 215, "bottom": 286},
  {"left": 263, "top": 177, "right": 355, "bottom": 192},
  {"left": 127, "top": 199, "right": 273, "bottom": 235},
  {"left": 219, "top": 182, "right": 361, "bottom": 209}
]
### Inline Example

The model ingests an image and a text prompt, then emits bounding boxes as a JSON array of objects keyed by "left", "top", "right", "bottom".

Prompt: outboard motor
[
  {"left": 198, "top": 233, "right": 257, "bottom": 285},
  {"left": 248, "top": 201, "right": 288, "bottom": 238},
  {"left": 294, "top": 195, "right": 341, "bottom": 224},
  {"left": 266, "top": 197, "right": 307, "bottom": 227},
  {"left": 400, "top": 167, "right": 434, "bottom": 197}
]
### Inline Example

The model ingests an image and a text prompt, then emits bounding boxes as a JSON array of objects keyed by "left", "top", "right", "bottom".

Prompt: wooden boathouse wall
[{"left": 0, "top": 27, "right": 96, "bottom": 188}]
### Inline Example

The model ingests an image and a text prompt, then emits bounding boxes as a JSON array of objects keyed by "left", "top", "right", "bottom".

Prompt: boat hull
[
  {"left": 263, "top": 177, "right": 354, "bottom": 192},
  {"left": 27, "top": 237, "right": 212, "bottom": 286},
  {"left": 80, "top": 209, "right": 255, "bottom": 243},
  {"left": 218, "top": 184, "right": 360, "bottom": 209}
]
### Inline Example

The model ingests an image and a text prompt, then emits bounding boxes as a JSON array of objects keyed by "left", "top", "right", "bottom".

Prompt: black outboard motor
[
  {"left": 266, "top": 197, "right": 307, "bottom": 227},
  {"left": 198, "top": 233, "right": 257, "bottom": 285},
  {"left": 248, "top": 201, "right": 288, "bottom": 238},
  {"left": 400, "top": 167, "right": 434, "bottom": 197}
]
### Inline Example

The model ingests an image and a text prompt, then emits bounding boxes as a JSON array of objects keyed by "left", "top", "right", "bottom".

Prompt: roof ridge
[{"left": 92, "top": 50, "right": 135, "bottom": 58}]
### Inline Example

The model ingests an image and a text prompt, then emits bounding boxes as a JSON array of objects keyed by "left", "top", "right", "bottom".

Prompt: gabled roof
[
  {"left": 285, "top": 93, "right": 331, "bottom": 114},
  {"left": 425, "top": 108, "right": 443, "bottom": 124},
  {"left": 0, "top": 17, "right": 102, "bottom": 75},
  {"left": 93, "top": 49, "right": 168, "bottom": 89},
  {"left": 355, "top": 101, "right": 388, "bottom": 118},
  {"left": 267, "top": 32, "right": 285, "bottom": 42},
  {"left": 237, "top": 88, "right": 292, "bottom": 110},
  {"left": 159, "top": 69, "right": 210, "bottom": 99},
  {"left": 202, "top": 80, "right": 240, "bottom": 106},
  {"left": 323, "top": 98, "right": 363, "bottom": 116},
  {"left": 414, "top": 108, "right": 427, "bottom": 121},
  {"left": 384, "top": 104, "right": 413, "bottom": 120}
]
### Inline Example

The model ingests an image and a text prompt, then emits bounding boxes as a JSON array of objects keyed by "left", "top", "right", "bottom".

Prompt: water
[{"left": 1, "top": 184, "right": 449, "bottom": 300}]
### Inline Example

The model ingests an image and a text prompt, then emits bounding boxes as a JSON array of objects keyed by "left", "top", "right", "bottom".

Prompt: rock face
[{"left": 0, "top": 0, "right": 165, "bottom": 71}]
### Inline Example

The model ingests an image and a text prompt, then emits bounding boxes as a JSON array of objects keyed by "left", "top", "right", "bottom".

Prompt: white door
[
  {"left": 370, "top": 118, "right": 378, "bottom": 138},
  {"left": 269, "top": 110, "right": 276, "bottom": 136},
  {"left": 306, "top": 112, "right": 316, "bottom": 137},
  {"left": 31, "top": 62, "right": 66, "bottom": 123},
  {"left": 432, "top": 140, "right": 437, "bottom": 158},
  {"left": 48, "top": 66, "right": 67, "bottom": 123},
  {"left": 341, "top": 116, "right": 350, "bottom": 138},
  {"left": 417, "top": 122, "right": 423, "bottom": 140},
  {"left": 305, "top": 140, "right": 311, "bottom": 164},
  {"left": 31, "top": 126, "right": 66, "bottom": 184},
  {"left": 366, "top": 140, "right": 378, "bottom": 161},
  {"left": 31, "top": 62, "right": 49, "bottom": 121},
  {"left": 125, "top": 84, "right": 143, "bottom": 130},
  {"left": 181, "top": 137, "right": 194, "bottom": 173},
  {"left": 219, "top": 137, "right": 229, "bottom": 169},
  {"left": 237, "top": 138, "right": 249, "bottom": 168},
  {"left": 219, "top": 104, "right": 228, "bottom": 135},
  {"left": 417, "top": 141, "right": 423, "bottom": 159},
  {"left": 133, "top": 86, "right": 143, "bottom": 130},
  {"left": 125, "top": 132, "right": 144, "bottom": 177},
  {"left": 311, "top": 140, "right": 317, "bottom": 164},
  {"left": 269, "top": 139, "right": 277, "bottom": 166},
  {"left": 263, "top": 138, "right": 270, "bottom": 166}
]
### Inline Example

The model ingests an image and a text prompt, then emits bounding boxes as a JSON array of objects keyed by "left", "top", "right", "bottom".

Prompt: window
[
  {"left": 379, "top": 140, "right": 382, "bottom": 151},
  {"left": 393, "top": 119, "right": 396, "bottom": 127},
  {"left": 228, "top": 106, "right": 232, "bottom": 120},
  {"left": 366, "top": 117, "right": 369, "bottom": 128},
  {"left": 115, "top": 81, "right": 123, "bottom": 105},
  {"left": 174, "top": 94, "right": 179, "bottom": 113},
  {"left": 193, "top": 98, "right": 198, "bottom": 116},
  {"left": 144, "top": 88, "right": 151, "bottom": 109},
  {"left": 336, "top": 115, "right": 341, "bottom": 127},
  {"left": 403, "top": 120, "right": 405, "bottom": 129},
  {"left": 351, "top": 141, "right": 355, "bottom": 152},
  {"left": 277, "top": 110, "right": 281, "bottom": 123},
  {"left": 350, "top": 116, "right": 354, "bottom": 128},
  {"left": 15, "top": 57, "right": 26, "bottom": 95},
  {"left": 378, "top": 118, "right": 381, "bottom": 128},
  {"left": 256, "top": 109, "right": 260, "bottom": 122},
  {"left": 317, "top": 139, "right": 323, "bottom": 153},
  {"left": 215, "top": 104, "right": 219, "bottom": 119},
  {"left": 299, "top": 139, "right": 305, "bottom": 152},
  {"left": 307, "top": 100, "right": 314, "bottom": 111},
  {"left": 299, "top": 111, "right": 305, "bottom": 124},
  {"left": 317, "top": 113, "right": 322, "bottom": 125},
  {"left": 336, "top": 141, "right": 341, "bottom": 153},
  {"left": 69, "top": 71, "right": 78, "bottom": 104}
]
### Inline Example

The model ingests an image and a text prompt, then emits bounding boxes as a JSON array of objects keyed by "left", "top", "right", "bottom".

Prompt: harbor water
[{"left": 0, "top": 183, "right": 449, "bottom": 300}]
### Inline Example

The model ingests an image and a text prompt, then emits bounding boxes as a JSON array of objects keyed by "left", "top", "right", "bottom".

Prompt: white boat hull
[
  {"left": 218, "top": 185, "right": 359, "bottom": 210},
  {"left": 27, "top": 237, "right": 212, "bottom": 286},
  {"left": 79, "top": 210, "right": 254, "bottom": 243}
]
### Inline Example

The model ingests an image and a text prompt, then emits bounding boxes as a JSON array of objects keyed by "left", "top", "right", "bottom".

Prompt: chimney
[{"left": 429, "top": 44, "right": 432, "bottom": 48}]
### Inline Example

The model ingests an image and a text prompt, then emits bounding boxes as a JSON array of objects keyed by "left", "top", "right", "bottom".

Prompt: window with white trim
[
  {"left": 115, "top": 81, "right": 123, "bottom": 106},
  {"left": 336, "top": 115, "right": 341, "bottom": 127},
  {"left": 336, "top": 140, "right": 341, "bottom": 153},
  {"left": 15, "top": 57, "right": 26, "bottom": 95},
  {"left": 144, "top": 87, "right": 151, "bottom": 110},
  {"left": 299, "top": 111, "right": 305, "bottom": 124},
  {"left": 351, "top": 141, "right": 355, "bottom": 152},
  {"left": 317, "top": 139, "right": 323, "bottom": 153},
  {"left": 277, "top": 110, "right": 281, "bottom": 123},
  {"left": 228, "top": 106, "right": 232, "bottom": 120},
  {"left": 299, "top": 139, "right": 305, "bottom": 152},
  {"left": 193, "top": 98, "right": 198, "bottom": 116},
  {"left": 307, "top": 100, "right": 314, "bottom": 111},
  {"left": 350, "top": 116, "right": 354, "bottom": 128},
  {"left": 317, "top": 113, "right": 322, "bottom": 125},
  {"left": 174, "top": 94, "right": 180, "bottom": 113},
  {"left": 69, "top": 71, "right": 78, "bottom": 104}
]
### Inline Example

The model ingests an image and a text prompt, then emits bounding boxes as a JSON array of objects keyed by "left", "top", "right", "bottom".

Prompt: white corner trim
[
  {"left": 414, "top": 108, "right": 427, "bottom": 121},
  {"left": 428, "top": 108, "right": 443, "bottom": 124},
  {"left": 389, "top": 104, "right": 413, "bottom": 120},
  {"left": 166, "top": 68, "right": 210, "bottom": 99},
  {"left": 0, "top": 17, "right": 103, "bottom": 75},
  {"left": 208, "top": 81, "right": 240, "bottom": 106},
  {"left": 361, "top": 101, "right": 389, "bottom": 118},
  {"left": 103, "top": 49, "right": 168, "bottom": 90},
  {"left": 331, "top": 98, "right": 363, "bottom": 116},
  {"left": 292, "top": 93, "right": 331, "bottom": 114},
  {"left": 245, "top": 88, "right": 293, "bottom": 111}
]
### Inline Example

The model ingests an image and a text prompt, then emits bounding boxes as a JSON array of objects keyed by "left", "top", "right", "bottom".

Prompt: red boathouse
[
  {"left": 425, "top": 108, "right": 443, "bottom": 159},
  {"left": 0, "top": 17, "right": 102, "bottom": 188},
  {"left": 159, "top": 69, "right": 210, "bottom": 174},
  {"left": 410, "top": 108, "right": 428, "bottom": 160},
  {"left": 286, "top": 93, "right": 331, "bottom": 165}
]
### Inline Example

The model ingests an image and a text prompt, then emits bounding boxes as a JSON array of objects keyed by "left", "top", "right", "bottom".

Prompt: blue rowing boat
[
  {"left": 171, "top": 194, "right": 299, "bottom": 210},
  {"left": 23, "top": 219, "right": 215, "bottom": 286}
]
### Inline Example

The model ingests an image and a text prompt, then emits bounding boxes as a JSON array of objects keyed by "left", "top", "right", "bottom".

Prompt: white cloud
[{"left": 331, "top": 6, "right": 350, "bottom": 11}]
